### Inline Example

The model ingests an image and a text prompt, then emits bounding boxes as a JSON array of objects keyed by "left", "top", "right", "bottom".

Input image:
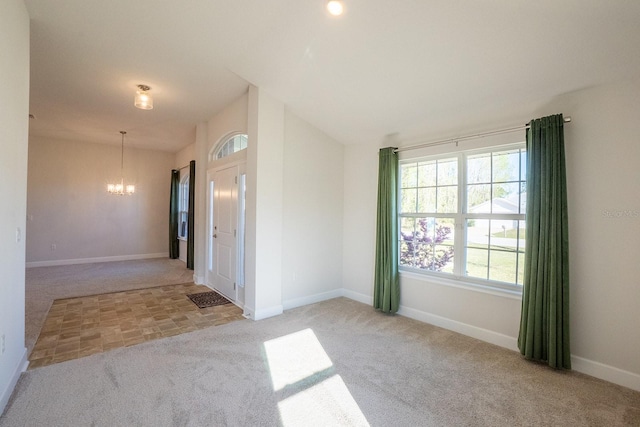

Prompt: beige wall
[
  {"left": 26, "top": 137, "right": 175, "bottom": 264},
  {"left": 0, "top": 0, "right": 29, "bottom": 414},
  {"left": 541, "top": 76, "right": 640, "bottom": 385},
  {"left": 342, "top": 76, "right": 640, "bottom": 391},
  {"left": 282, "top": 109, "right": 344, "bottom": 307},
  {"left": 175, "top": 143, "right": 195, "bottom": 169}
]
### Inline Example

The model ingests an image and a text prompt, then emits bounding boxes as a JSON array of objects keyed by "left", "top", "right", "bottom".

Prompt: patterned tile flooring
[{"left": 29, "top": 283, "right": 245, "bottom": 369}]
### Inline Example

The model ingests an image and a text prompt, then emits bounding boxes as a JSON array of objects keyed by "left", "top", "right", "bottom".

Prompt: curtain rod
[
  {"left": 176, "top": 164, "right": 190, "bottom": 171},
  {"left": 394, "top": 116, "right": 571, "bottom": 153}
]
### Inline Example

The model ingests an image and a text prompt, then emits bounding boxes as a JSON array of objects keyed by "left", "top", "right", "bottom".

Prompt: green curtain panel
[
  {"left": 169, "top": 169, "right": 180, "bottom": 259},
  {"left": 374, "top": 147, "right": 400, "bottom": 314},
  {"left": 187, "top": 160, "right": 196, "bottom": 270},
  {"left": 518, "top": 114, "right": 571, "bottom": 369}
]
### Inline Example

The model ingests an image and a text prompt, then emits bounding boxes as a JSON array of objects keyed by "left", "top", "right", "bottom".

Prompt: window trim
[
  {"left": 398, "top": 142, "right": 526, "bottom": 293},
  {"left": 178, "top": 173, "right": 189, "bottom": 240},
  {"left": 211, "top": 132, "right": 248, "bottom": 162}
]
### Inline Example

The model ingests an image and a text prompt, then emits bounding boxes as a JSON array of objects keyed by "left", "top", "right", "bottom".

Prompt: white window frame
[
  {"left": 212, "top": 133, "right": 248, "bottom": 161},
  {"left": 398, "top": 142, "right": 526, "bottom": 293},
  {"left": 178, "top": 174, "right": 189, "bottom": 240}
]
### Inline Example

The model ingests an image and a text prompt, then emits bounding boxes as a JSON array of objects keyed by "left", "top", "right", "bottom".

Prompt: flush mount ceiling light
[
  {"left": 107, "top": 131, "right": 135, "bottom": 195},
  {"left": 327, "top": 0, "right": 344, "bottom": 16},
  {"left": 134, "top": 84, "right": 153, "bottom": 110}
]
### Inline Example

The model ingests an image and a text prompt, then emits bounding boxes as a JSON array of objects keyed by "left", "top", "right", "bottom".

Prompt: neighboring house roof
[{"left": 469, "top": 193, "right": 525, "bottom": 214}]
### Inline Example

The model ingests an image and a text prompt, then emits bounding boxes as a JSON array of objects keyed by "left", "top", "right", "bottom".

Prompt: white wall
[
  {"left": 0, "top": 0, "right": 29, "bottom": 415},
  {"left": 194, "top": 89, "right": 345, "bottom": 317},
  {"left": 26, "top": 137, "right": 175, "bottom": 265},
  {"left": 342, "top": 144, "right": 380, "bottom": 302},
  {"left": 245, "top": 86, "right": 285, "bottom": 320},
  {"left": 538, "top": 77, "right": 640, "bottom": 388},
  {"left": 281, "top": 109, "right": 344, "bottom": 308},
  {"left": 342, "top": 76, "right": 640, "bottom": 391},
  {"left": 176, "top": 143, "right": 196, "bottom": 168}
]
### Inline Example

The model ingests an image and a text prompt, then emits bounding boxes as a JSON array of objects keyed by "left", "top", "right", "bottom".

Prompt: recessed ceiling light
[{"left": 327, "top": 0, "right": 344, "bottom": 16}]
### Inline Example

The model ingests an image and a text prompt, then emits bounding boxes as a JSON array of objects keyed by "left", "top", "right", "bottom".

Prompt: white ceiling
[{"left": 25, "top": 0, "right": 640, "bottom": 152}]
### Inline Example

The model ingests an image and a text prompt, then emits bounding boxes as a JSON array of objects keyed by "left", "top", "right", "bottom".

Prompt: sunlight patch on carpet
[
  {"left": 277, "top": 375, "right": 369, "bottom": 427},
  {"left": 264, "top": 328, "right": 333, "bottom": 391},
  {"left": 264, "top": 328, "right": 369, "bottom": 426}
]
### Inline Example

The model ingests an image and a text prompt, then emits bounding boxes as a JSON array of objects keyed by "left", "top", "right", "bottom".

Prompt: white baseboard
[
  {"left": 341, "top": 289, "right": 373, "bottom": 306},
  {"left": 0, "top": 347, "right": 28, "bottom": 417},
  {"left": 339, "top": 291, "right": 640, "bottom": 392},
  {"left": 253, "top": 305, "right": 284, "bottom": 321},
  {"left": 282, "top": 289, "right": 343, "bottom": 310},
  {"left": 193, "top": 274, "right": 205, "bottom": 285},
  {"left": 571, "top": 355, "right": 640, "bottom": 392},
  {"left": 397, "top": 305, "right": 519, "bottom": 352},
  {"left": 26, "top": 253, "right": 169, "bottom": 268}
]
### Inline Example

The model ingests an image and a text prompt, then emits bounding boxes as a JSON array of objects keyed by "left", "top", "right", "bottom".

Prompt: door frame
[{"left": 206, "top": 158, "right": 246, "bottom": 307}]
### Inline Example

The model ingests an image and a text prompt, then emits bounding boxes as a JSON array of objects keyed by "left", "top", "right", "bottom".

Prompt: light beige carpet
[{"left": 3, "top": 297, "right": 640, "bottom": 426}]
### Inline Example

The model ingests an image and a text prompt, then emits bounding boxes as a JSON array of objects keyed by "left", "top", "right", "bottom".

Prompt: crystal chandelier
[{"left": 107, "top": 131, "right": 135, "bottom": 195}]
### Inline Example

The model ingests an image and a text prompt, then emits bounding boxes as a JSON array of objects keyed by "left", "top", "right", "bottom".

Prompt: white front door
[{"left": 207, "top": 165, "right": 238, "bottom": 300}]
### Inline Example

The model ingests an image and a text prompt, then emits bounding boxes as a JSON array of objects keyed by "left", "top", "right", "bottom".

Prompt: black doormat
[{"left": 186, "top": 291, "right": 232, "bottom": 308}]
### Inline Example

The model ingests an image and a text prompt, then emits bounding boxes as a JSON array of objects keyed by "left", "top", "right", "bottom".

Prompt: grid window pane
[
  {"left": 467, "top": 184, "right": 491, "bottom": 213},
  {"left": 492, "top": 149, "right": 520, "bottom": 183},
  {"left": 417, "top": 162, "right": 437, "bottom": 187},
  {"left": 466, "top": 248, "right": 488, "bottom": 280},
  {"left": 401, "top": 189, "right": 418, "bottom": 213},
  {"left": 437, "top": 159, "right": 458, "bottom": 185},
  {"left": 399, "top": 145, "right": 525, "bottom": 289},
  {"left": 488, "top": 251, "right": 518, "bottom": 283},
  {"left": 466, "top": 218, "right": 489, "bottom": 249},
  {"left": 467, "top": 153, "right": 491, "bottom": 184},
  {"left": 491, "top": 183, "right": 519, "bottom": 213},
  {"left": 437, "top": 186, "right": 457, "bottom": 213},
  {"left": 401, "top": 164, "right": 417, "bottom": 188},
  {"left": 399, "top": 241, "right": 413, "bottom": 267},
  {"left": 398, "top": 217, "right": 454, "bottom": 272},
  {"left": 417, "top": 187, "right": 436, "bottom": 213},
  {"left": 400, "top": 217, "right": 416, "bottom": 241},
  {"left": 435, "top": 245, "right": 454, "bottom": 273}
]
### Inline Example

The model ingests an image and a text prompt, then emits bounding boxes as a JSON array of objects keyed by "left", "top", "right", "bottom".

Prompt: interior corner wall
[
  {"left": 0, "top": 0, "right": 29, "bottom": 415},
  {"left": 342, "top": 144, "right": 380, "bottom": 303},
  {"left": 175, "top": 143, "right": 196, "bottom": 168},
  {"left": 26, "top": 137, "right": 175, "bottom": 265},
  {"left": 342, "top": 76, "right": 640, "bottom": 391},
  {"left": 281, "top": 109, "right": 344, "bottom": 308},
  {"left": 245, "top": 86, "right": 284, "bottom": 320}
]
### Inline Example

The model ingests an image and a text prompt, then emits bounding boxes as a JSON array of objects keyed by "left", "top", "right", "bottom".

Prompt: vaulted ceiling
[{"left": 25, "top": 0, "right": 640, "bottom": 152}]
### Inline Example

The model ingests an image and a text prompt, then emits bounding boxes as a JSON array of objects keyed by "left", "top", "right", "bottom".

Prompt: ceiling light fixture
[
  {"left": 327, "top": 0, "right": 344, "bottom": 16},
  {"left": 107, "top": 131, "right": 135, "bottom": 195},
  {"left": 134, "top": 84, "right": 153, "bottom": 110}
]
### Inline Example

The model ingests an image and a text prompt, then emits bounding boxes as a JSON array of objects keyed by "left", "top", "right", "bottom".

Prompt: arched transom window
[{"left": 214, "top": 134, "right": 248, "bottom": 160}]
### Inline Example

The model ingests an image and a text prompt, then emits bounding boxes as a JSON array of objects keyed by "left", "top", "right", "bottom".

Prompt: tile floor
[{"left": 29, "top": 283, "right": 245, "bottom": 369}]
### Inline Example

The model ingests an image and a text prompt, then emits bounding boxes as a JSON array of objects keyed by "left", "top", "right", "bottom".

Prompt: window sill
[{"left": 399, "top": 269, "right": 522, "bottom": 300}]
